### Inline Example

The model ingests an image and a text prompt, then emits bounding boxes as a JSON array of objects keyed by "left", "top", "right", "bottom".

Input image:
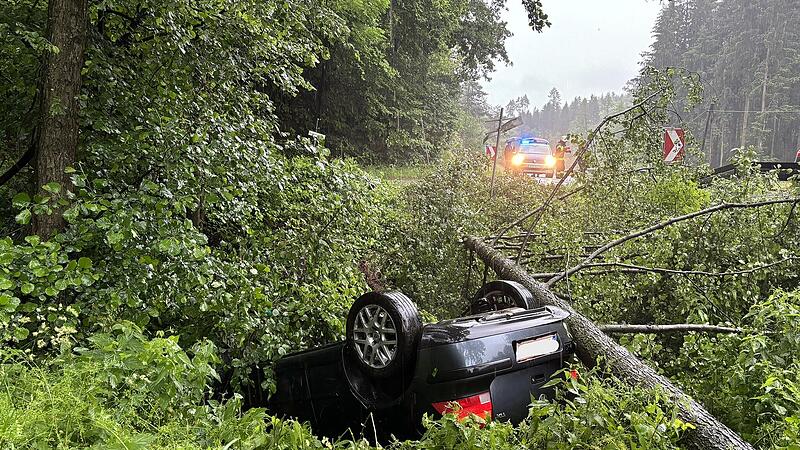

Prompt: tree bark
[
  {"left": 599, "top": 324, "right": 742, "bottom": 335},
  {"left": 759, "top": 44, "right": 770, "bottom": 153},
  {"left": 33, "top": 0, "right": 88, "bottom": 239},
  {"left": 740, "top": 95, "right": 750, "bottom": 150},
  {"left": 464, "top": 236, "right": 754, "bottom": 450}
]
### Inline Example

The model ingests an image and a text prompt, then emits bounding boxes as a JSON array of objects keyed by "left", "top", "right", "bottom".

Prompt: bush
[
  {"left": 0, "top": 325, "right": 371, "bottom": 449},
  {"left": 670, "top": 289, "right": 800, "bottom": 448},
  {"left": 393, "top": 367, "right": 688, "bottom": 450},
  {"left": 1, "top": 148, "right": 392, "bottom": 396},
  {"left": 0, "top": 329, "right": 688, "bottom": 450},
  {"left": 374, "top": 150, "right": 548, "bottom": 317}
]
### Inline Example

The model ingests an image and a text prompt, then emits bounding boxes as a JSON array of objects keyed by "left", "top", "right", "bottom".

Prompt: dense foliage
[
  {"left": 1, "top": 0, "right": 799, "bottom": 448},
  {"left": 271, "top": 0, "right": 551, "bottom": 164},
  {"left": 367, "top": 66, "right": 800, "bottom": 448},
  {"left": 0, "top": 332, "right": 688, "bottom": 449}
]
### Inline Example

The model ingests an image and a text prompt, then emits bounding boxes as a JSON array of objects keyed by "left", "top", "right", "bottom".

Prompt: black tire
[
  {"left": 345, "top": 291, "right": 422, "bottom": 379},
  {"left": 469, "top": 280, "right": 535, "bottom": 314}
]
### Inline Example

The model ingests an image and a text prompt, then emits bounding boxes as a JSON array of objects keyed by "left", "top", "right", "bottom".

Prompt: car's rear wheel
[
  {"left": 346, "top": 291, "right": 421, "bottom": 379},
  {"left": 469, "top": 280, "right": 535, "bottom": 314}
]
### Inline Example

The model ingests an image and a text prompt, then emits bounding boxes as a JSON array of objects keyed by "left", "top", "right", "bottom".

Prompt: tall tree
[
  {"left": 640, "top": 0, "right": 800, "bottom": 165},
  {"left": 33, "top": 0, "right": 88, "bottom": 238},
  {"left": 515, "top": 91, "right": 632, "bottom": 141},
  {"left": 273, "top": 0, "right": 549, "bottom": 164}
]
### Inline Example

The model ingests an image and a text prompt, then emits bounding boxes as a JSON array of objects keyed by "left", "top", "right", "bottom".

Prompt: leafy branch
[{"left": 546, "top": 198, "right": 800, "bottom": 286}]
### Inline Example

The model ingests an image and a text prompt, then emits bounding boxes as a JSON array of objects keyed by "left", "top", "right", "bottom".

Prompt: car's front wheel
[{"left": 346, "top": 291, "right": 421, "bottom": 379}]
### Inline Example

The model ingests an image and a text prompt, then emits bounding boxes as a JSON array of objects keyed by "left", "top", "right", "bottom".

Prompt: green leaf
[
  {"left": 0, "top": 252, "right": 13, "bottom": 265},
  {"left": 43, "top": 182, "right": 61, "bottom": 193},
  {"left": 15, "top": 209, "right": 31, "bottom": 225},
  {"left": 107, "top": 231, "right": 124, "bottom": 245},
  {"left": 63, "top": 207, "right": 79, "bottom": 223},
  {"left": 0, "top": 293, "right": 19, "bottom": 311},
  {"left": 12, "top": 192, "right": 31, "bottom": 208},
  {"left": 13, "top": 327, "right": 29, "bottom": 341},
  {"left": 77, "top": 257, "right": 93, "bottom": 269},
  {"left": 21, "top": 283, "right": 34, "bottom": 295}
]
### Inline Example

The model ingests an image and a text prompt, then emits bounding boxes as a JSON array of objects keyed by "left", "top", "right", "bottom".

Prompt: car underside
[{"left": 268, "top": 281, "right": 575, "bottom": 441}]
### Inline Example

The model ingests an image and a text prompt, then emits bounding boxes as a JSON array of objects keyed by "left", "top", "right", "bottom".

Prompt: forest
[
  {"left": 0, "top": 0, "right": 799, "bottom": 449},
  {"left": 501, "top": 0, "right": 800, "bottom": 166},
  {"left": 501, "top": 89, "right": 632, "bottom": 143},
  {"left": 642, "top": 0, "right": 800, "bottom": 165}
]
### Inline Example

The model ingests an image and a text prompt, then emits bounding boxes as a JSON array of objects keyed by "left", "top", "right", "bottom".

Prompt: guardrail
[{"left": 700, "top": 161, "right": 799, "bottom": 184}]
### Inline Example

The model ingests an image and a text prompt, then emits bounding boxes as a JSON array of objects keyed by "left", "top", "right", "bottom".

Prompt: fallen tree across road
[
  {"left": 464, "top": 235, "right": 755, "bottom": 450},
  {"left": 599, "top": 324, "right": 742, "bottom": 334}
]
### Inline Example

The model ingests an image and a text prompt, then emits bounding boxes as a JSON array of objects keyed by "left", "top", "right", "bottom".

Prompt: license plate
[{"left": 515, "top": 334, "right": 560, "bottom": 363}]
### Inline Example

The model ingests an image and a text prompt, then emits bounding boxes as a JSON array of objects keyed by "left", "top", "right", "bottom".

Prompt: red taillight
[{"left": 432, "top": 391, "right": 492, "bottom": 421}]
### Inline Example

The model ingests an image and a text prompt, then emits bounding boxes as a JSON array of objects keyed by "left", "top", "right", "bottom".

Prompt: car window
[{"left": 520, "top": 144, "right": 551, "bottom": 154}]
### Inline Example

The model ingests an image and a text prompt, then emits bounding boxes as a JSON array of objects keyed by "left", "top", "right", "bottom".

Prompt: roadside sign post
[
  {"left": 489, "top": 108, "right": 504, "bottom": 200},
  {"left": 663, "top": 127, "right": 685, "bottom": 163}
]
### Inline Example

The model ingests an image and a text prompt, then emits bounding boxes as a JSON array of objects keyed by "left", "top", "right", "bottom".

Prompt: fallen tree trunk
[
  {"left": 599, "top": 324, "right": 742, "bottom": 334},
  {"left": 464, "top": 235, "right": 754, "bottom": 450}
]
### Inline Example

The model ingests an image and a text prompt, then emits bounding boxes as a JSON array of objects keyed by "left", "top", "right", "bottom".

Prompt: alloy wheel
[{"left": 352, "top": 304, "right": 398, "bottom": 369}]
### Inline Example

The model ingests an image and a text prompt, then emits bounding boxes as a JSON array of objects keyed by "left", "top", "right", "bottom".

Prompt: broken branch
[
  {"left": 513, "top": 89, "right": 666, "bottom": 260},
  {"left": 532, "top": 257, "right": 798, "bottom": 280}
]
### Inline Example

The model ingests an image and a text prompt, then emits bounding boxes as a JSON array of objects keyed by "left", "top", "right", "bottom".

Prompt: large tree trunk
[
  {"left": 740, "top": 94, "right": 750, "bottom": 150},
  {"left": 464, "top": 236, "right": 754, "bottom": 450},
  {"left": 33, "top": 0, "right": 88, "bottom": 239},
  {"left": 759, "top": 44, "right": 770, "bottom": 154}
]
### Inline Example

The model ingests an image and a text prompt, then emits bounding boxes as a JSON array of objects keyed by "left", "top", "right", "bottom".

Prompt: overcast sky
[{"left": 482, "top": 0, "right": 663, "bottom": 108}]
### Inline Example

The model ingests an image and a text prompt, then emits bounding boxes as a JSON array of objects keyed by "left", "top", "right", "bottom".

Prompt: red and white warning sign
[
  {"left": 485, "top": 144, "right": 496, "bottom": 159},
  {"left": 663, "top": 127, "right": 685, "bottom": 163}
]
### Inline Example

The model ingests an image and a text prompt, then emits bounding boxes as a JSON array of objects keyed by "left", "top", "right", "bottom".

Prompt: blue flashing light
[{"left": 520, "top": 137, "right": 548, "bottom": 145}]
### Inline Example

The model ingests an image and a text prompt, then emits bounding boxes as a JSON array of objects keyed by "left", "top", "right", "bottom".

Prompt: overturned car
[{"left": 269, "top": 280, "right": 575, "bottom": 439}]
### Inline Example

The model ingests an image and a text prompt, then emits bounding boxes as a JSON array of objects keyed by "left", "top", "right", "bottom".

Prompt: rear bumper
[{"left": 412, "top": 314, "right": 574, "bottom": 425}]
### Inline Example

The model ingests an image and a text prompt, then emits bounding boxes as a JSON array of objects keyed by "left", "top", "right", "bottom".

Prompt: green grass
[{"left": 363, "top": 164, "right": 433, "bottom": 185}]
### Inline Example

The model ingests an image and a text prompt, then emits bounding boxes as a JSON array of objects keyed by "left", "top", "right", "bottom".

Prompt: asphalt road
[{"left": 530, "top": 175, "right": 576, "bottom": 185}]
